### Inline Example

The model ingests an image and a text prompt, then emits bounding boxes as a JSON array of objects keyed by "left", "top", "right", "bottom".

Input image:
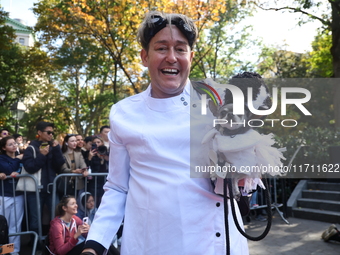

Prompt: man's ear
[{"left": 140, "top": 49, "right": 148, "bottom": 67}]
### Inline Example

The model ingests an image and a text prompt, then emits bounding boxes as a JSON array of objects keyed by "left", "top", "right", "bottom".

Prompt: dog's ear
[{"left": 208, "top": 100, "right": 219, "bottom": 117}]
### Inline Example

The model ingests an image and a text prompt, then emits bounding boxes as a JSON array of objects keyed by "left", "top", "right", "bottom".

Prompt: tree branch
[{"left": 253, "top": 2, "right": 331, "bottom": 28}]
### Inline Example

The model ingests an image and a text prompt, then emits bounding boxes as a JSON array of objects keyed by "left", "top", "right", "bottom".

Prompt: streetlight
[{"left": 10, "top": 101, "right": 26, "bottom": 133}]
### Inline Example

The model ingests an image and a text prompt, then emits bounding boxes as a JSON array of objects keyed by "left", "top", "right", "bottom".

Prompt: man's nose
[{"left": 166, "top": 48, "right": 177, "bottom": 63}]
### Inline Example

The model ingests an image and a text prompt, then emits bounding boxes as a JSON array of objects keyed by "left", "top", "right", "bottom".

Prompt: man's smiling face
[{"left": 141, "top": 25, "right": 194, "bottom": 98}]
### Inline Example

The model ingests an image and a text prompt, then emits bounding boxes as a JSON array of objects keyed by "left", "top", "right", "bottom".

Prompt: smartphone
[
  {"left": 41, "top": 142, "right": 49, "bottom": 149},
  {"left": 83, "top": 217, "right": 89, "bottom": 224},
  {"left": 0, "top": 243, "right": 14, "bottom": 254},
  {"left": 91, "top": 143, "right": 97, "bottom": 151}
]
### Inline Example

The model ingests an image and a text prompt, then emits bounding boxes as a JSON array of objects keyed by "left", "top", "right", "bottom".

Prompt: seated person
[{"left": 48, "top": 195, "right": 89, "bottom": 255}]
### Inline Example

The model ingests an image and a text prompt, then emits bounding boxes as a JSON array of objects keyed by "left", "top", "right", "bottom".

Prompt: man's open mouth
[{"left": 161, "top": 68, "right": 179, "bottom": 75}]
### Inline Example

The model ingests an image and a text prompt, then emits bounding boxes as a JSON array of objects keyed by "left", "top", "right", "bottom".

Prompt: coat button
[
  {"left": 181, "top": 97, "right": 185, "bottom": 101},
  {"left": 216, "top": 232, "right": 221, "bottom": 237},
  {"left": 216, "top": 202, "right": 220, "bottom": 207},
  {"left": 183, "top": 102, "right": 188, "bottom": 106}
]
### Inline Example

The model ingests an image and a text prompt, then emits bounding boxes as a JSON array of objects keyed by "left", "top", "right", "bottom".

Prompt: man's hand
[{"left": 39, "top": 145, "right": 50, "bottom": 155}]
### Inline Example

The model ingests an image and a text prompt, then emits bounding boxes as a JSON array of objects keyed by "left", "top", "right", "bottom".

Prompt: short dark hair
[
  {"left": 84, "top": 136, "right": 93, "bottom": 143},
  {"left": 100, "top": 126, "right": 110, "bottom": 133},
  {"left": 13, "top": 134, "right": 22, "bottom": 140},
  {"left": 36, "top": 121, "right": 54, "bottom": 132}
]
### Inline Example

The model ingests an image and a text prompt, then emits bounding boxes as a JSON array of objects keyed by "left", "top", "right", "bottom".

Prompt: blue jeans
[{"left": 26, "top": 192, "right": 59, "bottom": 234}]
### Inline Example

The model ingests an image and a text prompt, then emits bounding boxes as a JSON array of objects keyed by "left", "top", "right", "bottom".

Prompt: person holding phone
[
  {"left": 60, "top": 134, "right": 89, "bottom": 196},
  {"left": 48, "top": 195, "right": 90, "bottom": 255},
  {"left": 87, "top": 136, "right": 108, "bottom": 207},
  {"left": 22, "top": 121, "right": 65, "bottom": 241}
]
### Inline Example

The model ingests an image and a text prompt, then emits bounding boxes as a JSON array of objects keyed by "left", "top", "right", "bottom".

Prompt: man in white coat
[{"left": 82, "top": 11, "right": 249, "bottom": 255}]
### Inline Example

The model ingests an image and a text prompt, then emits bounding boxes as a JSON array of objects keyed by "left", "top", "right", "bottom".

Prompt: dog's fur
[{"left": 209, "top": 72, "right": 272, "bottom": 136}]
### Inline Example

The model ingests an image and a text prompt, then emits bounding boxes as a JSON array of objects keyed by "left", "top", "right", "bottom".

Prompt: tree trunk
[{"left": 331, "top": 1, "right": 340, "bottom": 127}]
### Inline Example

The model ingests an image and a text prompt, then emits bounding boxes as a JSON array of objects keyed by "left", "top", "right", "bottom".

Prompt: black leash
[{"left": 223, "top": 177, "right": 273, "bottom": 255}]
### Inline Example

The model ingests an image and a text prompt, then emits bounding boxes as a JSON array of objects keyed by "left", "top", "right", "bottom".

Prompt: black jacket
[{"left": 22, "top": 140, "right": 65, "bottom": 193}]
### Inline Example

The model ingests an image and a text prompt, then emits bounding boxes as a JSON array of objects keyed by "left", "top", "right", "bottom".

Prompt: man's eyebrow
[{"left": 153, "top": 40, "right": 189, "bottom": 45}]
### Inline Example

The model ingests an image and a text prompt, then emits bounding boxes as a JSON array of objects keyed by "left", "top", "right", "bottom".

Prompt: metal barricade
[
  {"left": 51, "top": 173, "right": 108, "bottom": 219},
  {"left": 0, "top": 174, "right": 41, "bottom": 255}
]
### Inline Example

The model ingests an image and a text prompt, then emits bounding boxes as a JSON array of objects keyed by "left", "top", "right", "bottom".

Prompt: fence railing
[
  {"left": 0, "top": 174, "right": 41, "bottom": 255},
  {"left": 51, "top": 173, "right": 108, "bottom": 219}
]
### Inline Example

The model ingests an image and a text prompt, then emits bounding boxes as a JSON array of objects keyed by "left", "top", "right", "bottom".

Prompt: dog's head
[{"left": 209, "top": 72, "right": 272, "bottom": 136}]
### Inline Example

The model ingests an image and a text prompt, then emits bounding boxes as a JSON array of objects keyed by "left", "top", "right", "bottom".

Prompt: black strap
[{"left": 223, "top": 178, "right": 273, "bottom": 255}]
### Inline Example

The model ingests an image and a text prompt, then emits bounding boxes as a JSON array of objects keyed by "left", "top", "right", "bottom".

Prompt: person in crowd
[
  {"left": 88, "top": 136, "right": 108, "bottom": 207},
  {"left": 0, "top": 128, "right": 10, "bottom": 140},
  {"left": 75, "top": 134, "right": 85, "bottom": 152},
  {"left": 76, "top": 192, "right": 97, "bottom": 223},
  {"left": 22, "top": 121, "right": 65, "bottom": 239},
  {"left": 48, "top": 195, "right": 90, "bottom": 255},
  {"left": 76, "top": 192, "right": 121, "bottom": 254},
  {"left": 82, "top": 11, "right": 248, "bottom": 255},
  {"left": 82, "top": 136, "right": 93, "bottom": 167},
  {"left": 0, "top": 136, "right": 24, "bottom": 255},
  {"left": 60, "top": 134, "right": 89, "bottom": 196},
  {"left": 99, "top": 126, "right": 110, "bottom": 149},
  {"left": 13, "top": 133, "right": 26, "bottom": 155}
]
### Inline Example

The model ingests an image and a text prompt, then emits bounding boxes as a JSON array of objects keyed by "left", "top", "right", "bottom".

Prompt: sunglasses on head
[
  {"left": 144, "top": 15, "right": 196, "bottom": 49},
  {"left": 42, "top": 131, "right": 54, "bottom": 135}
]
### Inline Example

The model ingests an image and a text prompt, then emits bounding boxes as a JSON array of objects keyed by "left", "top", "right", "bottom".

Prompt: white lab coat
[{"left": 86, "top": 81, "right": 249, "bottom": 255}]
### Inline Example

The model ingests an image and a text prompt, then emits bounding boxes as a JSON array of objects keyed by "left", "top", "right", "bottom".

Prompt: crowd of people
[
  {"left": 0, "top": 124, "right": 113, "bottom": 255},
  {"left": 1, "top": 9, "right": 306, "bottom": 255}
]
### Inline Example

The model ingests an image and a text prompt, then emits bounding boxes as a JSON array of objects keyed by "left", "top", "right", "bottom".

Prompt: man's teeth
[{"left": 162, "top": 69, "right": 179, "bottom": 75}]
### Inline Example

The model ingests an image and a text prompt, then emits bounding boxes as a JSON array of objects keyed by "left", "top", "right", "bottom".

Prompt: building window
[{"left": 19, "top": 38, "right": 25, "bottom": 45}]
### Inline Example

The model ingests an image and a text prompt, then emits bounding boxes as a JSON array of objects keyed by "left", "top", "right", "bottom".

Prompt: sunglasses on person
[
  {"left": 42, "top": 131, "right": 54, "bottom": 135},
  {"left": 144, "top": 15, "right": 196, "bottom": 49}
]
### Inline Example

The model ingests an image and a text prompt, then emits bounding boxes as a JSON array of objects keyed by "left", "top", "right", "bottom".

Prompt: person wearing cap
[{"left": 82, "top": 11, "right": 248, "bottom": 255}]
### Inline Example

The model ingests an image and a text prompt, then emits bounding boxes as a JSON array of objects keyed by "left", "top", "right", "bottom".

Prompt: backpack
[{"left": 0, "top": 215, "right": 9, "bottom": 245}]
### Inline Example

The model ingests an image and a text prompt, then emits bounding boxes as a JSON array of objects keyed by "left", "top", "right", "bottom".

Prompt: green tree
[
  {"left": 254, "top": 0, "right": 340, "bottom": 127},
  {"left": 191, "top": 3, "right": 256, "bottom": 80},
  {"left": 0, "top": 9, "right": 52, "bottom": 134}
]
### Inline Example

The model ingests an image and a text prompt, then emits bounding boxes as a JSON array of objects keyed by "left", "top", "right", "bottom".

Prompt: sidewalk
[{"left": 245, "top": 214, "right": 340, "bottom": 255}]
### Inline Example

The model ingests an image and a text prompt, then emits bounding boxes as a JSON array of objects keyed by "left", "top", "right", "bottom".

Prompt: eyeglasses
[
  {"left": 7, "top": 142, "right": 18, "bottom": 147},
  {"left": 42, "top": 131, "right": 54, "bottom": 135},
  {"left": 144, "top": 15, "right": 196, "bottom": 49}
]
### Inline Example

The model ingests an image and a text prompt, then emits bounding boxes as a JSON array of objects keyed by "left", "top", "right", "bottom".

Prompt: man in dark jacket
[{"left": 22, "top": 121, "right": 65, "bottom": 237}]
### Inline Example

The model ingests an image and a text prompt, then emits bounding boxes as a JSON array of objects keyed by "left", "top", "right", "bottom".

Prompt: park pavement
[
  {"left": 19, "top": 214, "right": 339, "bottom": 255},
  {"left": 245, "top": 214, "right": 340, "bottom": 255}
]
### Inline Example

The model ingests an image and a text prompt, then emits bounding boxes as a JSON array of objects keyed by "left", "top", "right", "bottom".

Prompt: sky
[{"left": 1, "top": 0, "right": 323, "bottom": 53}]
